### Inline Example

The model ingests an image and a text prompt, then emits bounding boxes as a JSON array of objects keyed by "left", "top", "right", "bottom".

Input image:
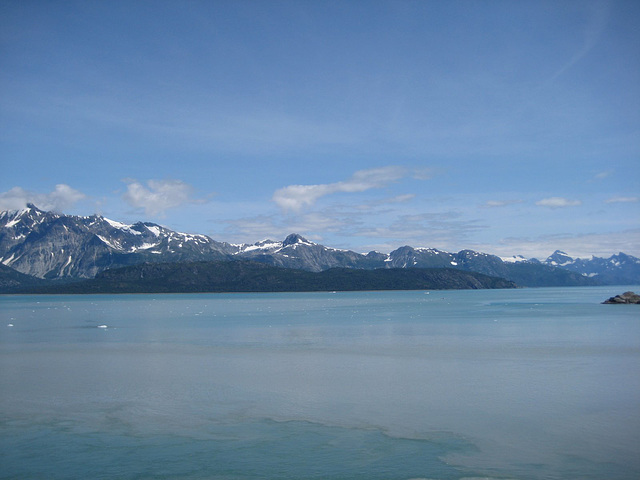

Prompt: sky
[{"left": 1, "top": 0, "right": 639, "bottom": 259}]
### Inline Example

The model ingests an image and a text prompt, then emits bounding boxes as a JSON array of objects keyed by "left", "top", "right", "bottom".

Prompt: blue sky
[{"left": 1, "top": 0, "right": 639, "bottom": 258}]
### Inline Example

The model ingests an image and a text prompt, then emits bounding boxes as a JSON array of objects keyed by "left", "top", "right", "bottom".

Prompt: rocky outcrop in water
[{"left": 603, "top": 291, "right": 640, "bottom": 304}]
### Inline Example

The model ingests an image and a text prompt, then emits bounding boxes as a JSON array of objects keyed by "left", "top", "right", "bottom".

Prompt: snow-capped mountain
[
  {"left": 382, "top": 246, "right": 512, "bottom": 279},
  {"left": 0, "top": 205, "right": 233, "bottom": 278},
  {"left": 500, "top": 255, "right": 529, "bottom": 264},
  {"left": 540, "top": 250, "right": 640, "bottom": 285},
  {"left": 232, "top": 233, "right": 380, "bottom": 272},
  {"left": 1, "top": 206, "right": 637, "bottom": 285},
  {"left": 233, "top": 237, "right": 517, "bottom": 278},
  {"left": 544, "top": 250, "right": 575, "bottom": 267}
]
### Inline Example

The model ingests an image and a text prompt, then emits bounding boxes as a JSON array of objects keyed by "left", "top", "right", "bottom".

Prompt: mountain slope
[{"left": 0, "top": 263, "right": 48, "bottom": 292}]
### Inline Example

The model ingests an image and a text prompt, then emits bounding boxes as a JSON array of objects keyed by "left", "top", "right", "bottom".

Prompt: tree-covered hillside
[{"left": 13, "top": 260, "right": 516, "bottom": 294}]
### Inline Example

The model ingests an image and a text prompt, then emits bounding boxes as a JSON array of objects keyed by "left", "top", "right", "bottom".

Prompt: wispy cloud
[
  {"left": 411, "top": 168, "right": 435, "bottom": 181},
  {"left": 535, "top": 197, "right": 582, "bottom": 208},
  {"left": 545, "top": 1, "right": 609, "bottom": 84},
  {"left": 483, "top": 199, "right": 524, "bottom": 208},
  {"left": 355, "top": 212, "right": 487, "bottom": 251},
  {"left": 272, "top": 166, "right": 427, "bottom": 211},
  {"left": 122, "top": 179, "right": 205, "bottom": 216},
  {"left": 0, "top": 184, "right": 86, "bottom": 212},
  {"left": 224, "top": 205, "right": 486, "bottom": 254},
  {"left": 606, "top": 196, "right": 639, "bottom": 204},
  {"left": 386, "top": 194, "right": 416, "bottom": 204},
  {"left": 223, "top": 210, "right": 354, "bottom": 245},
  {"left": 594, "top": 170, "right": 613, "bottom": 180}
]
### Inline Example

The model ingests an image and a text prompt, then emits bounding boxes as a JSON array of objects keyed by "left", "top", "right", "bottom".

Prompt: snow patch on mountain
[
  {"left": 103, "top": 217, "right": 142, "bottom": 234},
  {"left": 146, "top": 225, "right": 161, "bottom": 236},
  {"left": 96, "top": 235, "right": 120, "bottom": 250},
  {"left": 501, "top": 255, "right": 528, "bottom": 263}
]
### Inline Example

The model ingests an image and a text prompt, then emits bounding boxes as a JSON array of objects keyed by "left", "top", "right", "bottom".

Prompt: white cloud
[
  {"left": 0, "top": 184, "right": 86, "bottom": 212},
  {"left": 272, "top": 166, "right": 412, "bottom": 211},
  {"left": 606, "top": 196, "right": 639, "bottom": 204},
  {"left": 122, "top": 179, "right": 203, "bottom": 216},
  {"left": 535, "top": 197, "right": 582, "bottom": 208}
]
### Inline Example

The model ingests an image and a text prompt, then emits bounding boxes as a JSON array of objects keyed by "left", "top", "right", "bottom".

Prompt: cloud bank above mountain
[
  {"left": 122, "top": 179, "right": 205, "bottom": 216},
  {"left": 0, "top": 185, "right": 85, "bottom": 212}
]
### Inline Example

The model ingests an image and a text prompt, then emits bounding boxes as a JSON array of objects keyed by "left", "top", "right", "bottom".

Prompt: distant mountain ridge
[
  {"left": 1, "top": 205, "right": 637, "bottom": 287},
  {"left": 538, "top": 250, "right": 640, "bottom": 285}
]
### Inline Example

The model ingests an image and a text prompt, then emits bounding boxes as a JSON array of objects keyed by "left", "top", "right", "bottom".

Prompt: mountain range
[{"left": 1, "top": 204, "right": 638, "bottom": 290}]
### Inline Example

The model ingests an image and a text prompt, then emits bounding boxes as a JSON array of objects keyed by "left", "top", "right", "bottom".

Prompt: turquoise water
[{"left": 1, "top": 287, "right": 639, "bottom": 479}]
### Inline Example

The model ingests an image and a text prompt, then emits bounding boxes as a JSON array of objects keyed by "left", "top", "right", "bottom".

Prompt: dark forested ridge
[
  {"left": 6, "top": 260, "right": 516, "bottom": 294},
  {"left": 0, "top": 263, "right": 48, "bottom": 291}
]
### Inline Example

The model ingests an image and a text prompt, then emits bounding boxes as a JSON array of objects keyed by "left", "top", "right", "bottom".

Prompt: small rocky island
[{"left": 603, "top": 291, "right": 640, "bottom": 304}]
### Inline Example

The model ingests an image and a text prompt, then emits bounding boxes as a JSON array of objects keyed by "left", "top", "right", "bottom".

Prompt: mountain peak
[
  {"left": 24, "top": 203, "right": 49, "bottom": 216},
  {"left": 282, "top": 233, "right": 312, "bottom": 246},
  {"left": 545, "top": 250, "right": 575, "bottom": 267}
]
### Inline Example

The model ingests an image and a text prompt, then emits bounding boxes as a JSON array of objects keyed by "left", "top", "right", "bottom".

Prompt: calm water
[{"left": 1, "top": 287, "right": 639, "bottom": 480}]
